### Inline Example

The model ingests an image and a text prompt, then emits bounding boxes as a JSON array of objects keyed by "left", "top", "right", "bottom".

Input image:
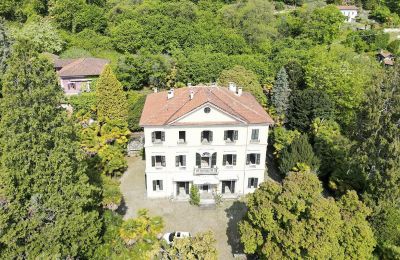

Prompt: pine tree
[
  {"left": 271, "top": 67, "right": 291, "bottom": 117},
  {"left": 0, "top": 40, "right": 101, "bottom": 258},
  {"left": 96, "top": 65, "right": 128, "bottom": 122}
]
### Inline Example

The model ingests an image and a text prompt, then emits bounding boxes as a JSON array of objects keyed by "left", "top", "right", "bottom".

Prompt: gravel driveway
[{"left": 120, "top": 156, "right": 247, "bottom": 260}]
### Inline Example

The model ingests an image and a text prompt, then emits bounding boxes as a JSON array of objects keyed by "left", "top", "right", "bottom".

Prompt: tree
[
  {"left": 239, "top": 171, "right": 375, "bottom": 259},
  {"left": 279, "top": 134, "right": 320, "bottom": 174},
  {"left": 272, "top": 126, "right": 300, "bottom": 158},
  {"left": 0, "top": 0, "right": 24, "bottom": 20},
  {"left": 111, "top": 20, "right": 144, "bottom": 53},
  {"left": 127, "top": 91, "right": 146, "bottom": 132},
  {"left": 162, "top": 231, "right": 218, "bottom": 260},
  {"left": 190, "top": 185, "right": 200, "bottom": 206},
  {"left": 303, "top": 5, "right": 345, "bottom": 44},
  {"left": 287, "top": 88, "right": 335, "bottom": 132},
  {"left": 16, "top": 19, "right": 65, "bottom": 53},
  {"left": 119, "top": 209, "right": 163, "bottom": 246},
  {"left": 218, "top": 65, "right": 267, "bottom": 107},
  {"left": 0, "top": 40, "right": 101, "bottom": 258},
  {"left": 0, "top": 18, "right": 11, "bottom": 90},
  {"left": 311, "top": 118, "right": 352, "bottom": 179},
  {"left": 96, "top": 65, "right": 128, "bottom": 122},
  {"left": 49, "top": 0, "right": 86, "bottom": 32},
  {"left": 271, "top": 67, "right": 291, "bottom": 117}
]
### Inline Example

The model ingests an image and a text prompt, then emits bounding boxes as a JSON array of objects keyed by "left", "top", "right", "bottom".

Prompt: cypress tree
[
  {"left": 0, "top": 40, "right": 101, "bottom": 258},
  {"left": 271, "top": 67, "right": 291, "bottom": 117},
  {"left": 96, "top": 65, "right": 128, "bottom": 122}
]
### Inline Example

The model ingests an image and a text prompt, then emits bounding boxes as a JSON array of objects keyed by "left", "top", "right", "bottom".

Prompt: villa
[
  {"left": 139, "top": 84, "right": 274, "bottom": 201},
  {"left": 338, "top": 5, "right": 358, "bottom": 23}
]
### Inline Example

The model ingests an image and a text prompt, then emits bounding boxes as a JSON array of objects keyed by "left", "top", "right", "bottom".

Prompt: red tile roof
[
  {"left": 139, "top": 86, "right": 274, "bottom": 126},
  {"left": 55, "top": 58, "right": 109, "bottom": 77}
]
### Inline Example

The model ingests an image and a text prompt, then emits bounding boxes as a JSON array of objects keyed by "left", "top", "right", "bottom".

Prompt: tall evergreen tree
[
  {"left": 0, "top": 40, "right": 101, "bottom": 258},
  {"left": 96, "top": 65, "right": 128, "bottom": 123},
  {"left": 271, "top": 67, "right": 291, "bottom": 117}
]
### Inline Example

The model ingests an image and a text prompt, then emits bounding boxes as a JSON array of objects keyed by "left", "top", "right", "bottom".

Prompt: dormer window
[
  {"left": 204, "top": 107, "right": 211, "bottom": 113},
  {"left": 224, "top": 130, "right": 238, "bottom": 143},
  {"left": 201, "top": 130, "right": 213, "bottom": 144},
  {"left": 151, "top": 131, "right": 165, "bottom": 144}
]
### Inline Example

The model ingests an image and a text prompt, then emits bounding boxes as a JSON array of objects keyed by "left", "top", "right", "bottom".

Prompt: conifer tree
[
  {"left": 96, "top": 65, "right": 128, "bottom": 122},
  {"left": 271, "top": 67, "right": 291, "bottom": 117},
  {"left": 0, "top": 40, "right": 101, "bottom": 258}
]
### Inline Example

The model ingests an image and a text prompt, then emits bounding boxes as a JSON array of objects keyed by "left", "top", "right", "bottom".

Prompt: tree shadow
[
  {"left": 265, "top": 147, "right": 283, "bottom": 183},
  {"left": 116, "top": 197, "right": 127, "bottom": 216},
  {"left": 225, "top": 200, "right": 247, "bottom": 256}
]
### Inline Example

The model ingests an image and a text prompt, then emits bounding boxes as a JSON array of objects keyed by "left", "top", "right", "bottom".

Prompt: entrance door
[
  {"left": 199, "top": 184, "right": 209, "bottom": 193},
  {"left": 176, "top": 182, "right": 189, "bottom": 196},
  {"left": 222, "top": 181, "right": 236, "bottom": 194}
]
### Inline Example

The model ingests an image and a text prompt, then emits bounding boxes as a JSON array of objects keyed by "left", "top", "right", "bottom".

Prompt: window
[
  {"left": 246, "top": 153, "right": 261, "bottom": 165},
  {"left": 224, "top": 130, "right": 238, "bottom": 142},
  {"left": 151, "top": 156, "right": 166, "bottom": 167},
  {"left": 67, "top": 82, "right": 76, "bottom": 90},
  {"left": 222, "top": 181, "right": 235, "bottom": 194},
  {"left": 175, "top": 155, "right": 186, "bottom": 167},
  {"left": 223, "top": 154, "right": 237, "bottom": 166},
  {"left": 201, "top": 130, "right": 213, "bottom": 143},
  {"left": 248, "top": 178, "right": 258, "bottom": 189},
  {"left": 178, "top": 131, "right": 186, "bottom": 144},
  {"left": 204, "top": 107, "right": 211, "bottom": 113},
  {"left": 151, "top": 131, "right": 165, "bottom": 144},
  {"left": 153, "top": 180, "right": 163, "bottom": 191},
  {"left": 196, "top": 152, "right": 217, "bottom": 168},
  {"left": 251, "top": 129, "right": 259, "bottom": 142}
]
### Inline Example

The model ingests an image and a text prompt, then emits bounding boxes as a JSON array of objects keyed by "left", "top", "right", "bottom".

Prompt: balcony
[{"left": 194, "top": 167, "right": 218, "bottom": 175}]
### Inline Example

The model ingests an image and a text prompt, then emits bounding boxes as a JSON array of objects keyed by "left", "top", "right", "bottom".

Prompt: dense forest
[{"left": 0, "top": 0, "right": 399, "bottom": 259}]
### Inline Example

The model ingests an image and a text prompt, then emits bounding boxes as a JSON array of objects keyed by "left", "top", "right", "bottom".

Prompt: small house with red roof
[{"left": 51, "top": 56, "right": 109, "bottom": 95}]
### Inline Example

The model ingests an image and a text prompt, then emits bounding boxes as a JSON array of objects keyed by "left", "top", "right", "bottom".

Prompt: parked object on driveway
[{"left": 162, "top": 231, "right": 191, "bottom": 244}]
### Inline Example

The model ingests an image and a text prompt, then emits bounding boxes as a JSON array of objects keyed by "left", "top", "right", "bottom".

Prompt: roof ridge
[
  {"left": 207, "top": 88, "right": 248, "bottom": 122},
  {"left": 164, "top": 88, "right": 200, "bottom": 124},
  {"left": 216, "top": 88, "right": 266, "bottom": 120}
]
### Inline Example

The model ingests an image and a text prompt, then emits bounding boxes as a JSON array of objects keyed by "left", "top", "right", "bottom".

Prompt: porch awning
[{"left": 193, "top": 176, "right": 219, "bottom": 185}]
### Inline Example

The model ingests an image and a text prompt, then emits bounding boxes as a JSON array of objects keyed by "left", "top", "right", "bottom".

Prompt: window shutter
[
  {"left": 222, "top": 183, "right": 225, "bottom": 194},
  {"left": 151, "top": 132, "right": 155, "bottom": 143},
  {"left": 256, "top": 154, "right": 260, "bottom": 165},
  {"left": 248, "top": 178, "right": 251, "bottom": 188},
  {"left": 211, "top": 152, "right": 216, "bottom": 167},
  {"left": 161, "top": 156, "right": 166, "bottom": 167},
  {"left": 182, "top": 155, "right": 186, "bottom": 166},
  {"left": 152, "top": 156, "right": 155, "bottom": 167},
  {"left": 175, "top": 156, "right": 179, "bottom": 167},
  {"left": 161, "top": 131, "right": 165, "bottom": 141},
  {"left": 196, "top": 153, "right": 201, "bottom": 167},
  {"left": 224, "top": 131, "right": 227, "bottom": 140},
  {"left": 251, "top": 129, "right": 255, "bottom": 140},
  {"left": 185, "top": 183, "right": 189, "bottom": 194},
  {"left": 223, "top": 155, "right": 227, "bottom": 166},
  {"left": 255, "top": 129, "right": 259, "bottom": 140},
  {"left": 246, "top": 154, "right": 250, "bottom": 165},
  {"left": 254, "top": 178, "right": 258, "bottom": 188},
  {"left": 200, "top": 131, "right": 203, "bottom": 142},
  {"left": 233, "top": 155, "right": 237, "bottom": 165},
  {"left": 153, "top": 180, "right": 156, "bottom": 191},
  {"left": 234, "top": 130, "right": 238, "bottom": 140},
  {"left": 231, "top": 182, "right": 235, "bottom": 193},
  {"left": 159, "top": 180, "right": 163, "bottom": 190},
  {"left": 209, "top": 131, "right": 213, "bottom": 142}
]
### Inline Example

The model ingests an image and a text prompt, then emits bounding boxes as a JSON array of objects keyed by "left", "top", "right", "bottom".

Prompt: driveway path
[{"left": 120, "top": 156, "right": 247, "bottom": 260}]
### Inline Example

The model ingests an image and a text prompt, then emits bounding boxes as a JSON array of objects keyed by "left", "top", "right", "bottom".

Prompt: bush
[
  {"left": 190, "top": 185, "right": 200, "bottom": 206},
  {"left": 102, "top": 175, "right": 122, "bottom": 211},
  {"left": 279, "top": 134, "right": 320, "bottom": 175},
  {"left": 127, "top": 91, "right": 146, "bottom": 132},
  {"left": 275, "top": 2, "right": 285, "bottom": 11}
]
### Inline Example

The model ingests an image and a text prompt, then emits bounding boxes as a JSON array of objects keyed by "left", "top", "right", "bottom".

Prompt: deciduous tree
[{"left": 239, "top": 171, "right": 375, "bottom": 259}]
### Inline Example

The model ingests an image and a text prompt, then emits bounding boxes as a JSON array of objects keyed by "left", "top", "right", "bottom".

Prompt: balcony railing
[{"left": 194, "top": 167, "right": 218, "bottom": 175}]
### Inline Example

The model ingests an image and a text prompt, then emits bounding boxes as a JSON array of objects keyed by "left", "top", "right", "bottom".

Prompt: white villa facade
[
  {"left": 338, "top": 5, "right": 358, "bottom": 23},
  {"left": 139, "top": 84, "right": 274, "bottom": 200}
]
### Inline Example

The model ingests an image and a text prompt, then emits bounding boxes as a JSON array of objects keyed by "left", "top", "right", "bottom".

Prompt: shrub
[
  {"left": 127, "top": 91, "right": 146, "bottom": 132},
  {"left": 102, "top": 175, "right": 122, "bottom": 211},
  {"left": 190, "top": 185, "right": 200, "bottom": 206}
]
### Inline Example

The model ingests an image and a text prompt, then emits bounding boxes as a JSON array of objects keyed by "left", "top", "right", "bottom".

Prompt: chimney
[
  {"left": 237, "top": 87, "right": 243, "bottom": 96},
  {"left": 167, "top": 88, "right": 174, "bottom": 99},
  {"left": 153, "top": 87, "right": 158, "bottom": 93},
  {"left": 189, "top": 90, "right": 194, "bottom": 100},
  {"left": 228, "top": 82, "right": 236, "bottom": 93}
]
